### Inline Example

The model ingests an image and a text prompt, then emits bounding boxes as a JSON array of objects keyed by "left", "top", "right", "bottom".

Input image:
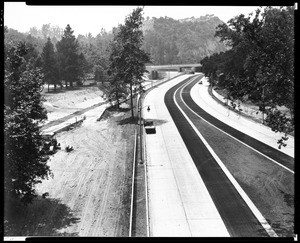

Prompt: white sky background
[{"left": 4, "top": 2, "right": 262, "bottom": 37}]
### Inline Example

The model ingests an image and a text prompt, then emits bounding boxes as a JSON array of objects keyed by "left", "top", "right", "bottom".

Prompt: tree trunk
[
  {"left": 130, "top": 83, "right": 134, "bottom": 119},
  {"left": 116, "top": 90, "right": 120, "bottom": 109},
  {"left": 48, "top": 84, "right": 49, "bottom": 92},
  {"left": 54, "top": 84, "right": 57, "bottom": 92}
]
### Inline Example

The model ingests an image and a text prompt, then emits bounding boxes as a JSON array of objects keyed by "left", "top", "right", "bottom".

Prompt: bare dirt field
[
  {"left": 42, "top": 85, "right": 106, "bottom": 123},
  {"left": 4, "top": 85, "right": 136, "bottom": 237}
]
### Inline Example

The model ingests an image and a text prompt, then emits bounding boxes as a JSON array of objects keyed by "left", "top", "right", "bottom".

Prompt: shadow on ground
[
  {"left": 107, "top": 106, "right": 131, "bottom": 112},
  {"left": 118, "top": 116, "right": 139, "bottom": 125},
  {"left": 118, "top": 117, "right": 169, "bottom": 126},
  {"left": 4, "top": 195, "right": 80, "bottom": 236},
  {"left": 141, "top": 118, "right": 168, "bottom": 126},
  {"left": 150, "top": 118, "right": 168, "bottom": 126}
]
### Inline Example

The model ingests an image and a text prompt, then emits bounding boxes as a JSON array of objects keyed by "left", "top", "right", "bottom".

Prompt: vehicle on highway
[
  {"left": 184, "top": 68, "right": 195, "bottom": 74},
  {"left": 144, "top": 119, "right": 156, "bottom": 134}
]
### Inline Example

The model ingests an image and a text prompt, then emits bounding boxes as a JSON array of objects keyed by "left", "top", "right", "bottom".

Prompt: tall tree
[
  {"left": 4, "top": 41, "right": 52, "bottom": 204},
  {"left": 108, "top": 7, "right": 150, "bottom": 118},
  {"left": 94, "top": 64, "right": 106, "bottom": 83},
  {"left": 206, "top": 6, "right": 294, "bottom": 148},
  {"left": 41, "top": 37, "right": 59, "bottom": 91},
  {"left": 41, "top": 23, "right": 51, "bottom": 39},
  {"left": 77, "top": 52, "right": 89, "bottom": 84},
  {"left": 56, "top": 24, "right": 80, "bottom": 88},
  {"left": 107, "top": 37, "right": 129, "bottom": 109}
]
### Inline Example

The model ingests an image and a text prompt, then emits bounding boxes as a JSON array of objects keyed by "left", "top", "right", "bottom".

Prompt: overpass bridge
[{"left": 146, "top": 63, "right": 202, "bottom": 73}]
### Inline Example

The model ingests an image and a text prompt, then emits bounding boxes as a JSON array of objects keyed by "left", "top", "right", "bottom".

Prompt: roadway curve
[{"left": 164, "top": 74, "right": 294, "bottom": 237}]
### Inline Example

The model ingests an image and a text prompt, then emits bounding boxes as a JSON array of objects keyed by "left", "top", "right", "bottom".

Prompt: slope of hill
[{"left": 142, "top": 15, "right": 229, "bottom": 65}]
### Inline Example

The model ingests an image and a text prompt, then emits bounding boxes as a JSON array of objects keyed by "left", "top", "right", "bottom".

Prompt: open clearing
[
  {"left": 42, "top": 85, "right": 106, "bottom": 123},
  {"left": 4, "top": 85, "right": 136, "bottom": 236}
]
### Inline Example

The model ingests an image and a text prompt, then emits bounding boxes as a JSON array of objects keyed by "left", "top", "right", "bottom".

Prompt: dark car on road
[{"left": 144, "top": 119, "right": 156, "bottom": 134}]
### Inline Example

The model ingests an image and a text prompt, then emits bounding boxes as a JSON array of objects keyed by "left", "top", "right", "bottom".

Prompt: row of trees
[
  {"left": 28, "top": 24, "right": 64, "bottom": 45},
  {"left": 200, "top": 6, "right": 294, "bottom": 148},
  {"left": 41, "top": 8, "right": 150, "bottom": 117},
  {"left": 4, "top": 40, "right": 52, "bottom": 204},
  {"left": 4, "top": 24, "right": 98, "bottom": 205},
  {"left": 4, "top": 7, "right": 150, "bottom": 205},
  {"left": 41, "top": 24, "right": 89, "bottom": 91},
  {"left": 77, "top": 29, "right": 113, "bottom": 83},
  {"left": 5, "top": 25, "right": 115, "bottom": 87},
  {"left": 107, "top": 7, "right": 150, "bottom": 118}
]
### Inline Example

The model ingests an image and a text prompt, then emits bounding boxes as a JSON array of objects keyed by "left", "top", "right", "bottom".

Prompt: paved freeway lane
[
  {"left": 182, "top": 77, "right": 294, "bottom": 172},
  {"left": 165, "top": 75, "right": 274, "bottom": 237}
]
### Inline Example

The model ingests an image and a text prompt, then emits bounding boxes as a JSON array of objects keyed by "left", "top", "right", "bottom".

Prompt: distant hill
[{"left": 142, "top": 15, "right": 229, "bottom": 65}]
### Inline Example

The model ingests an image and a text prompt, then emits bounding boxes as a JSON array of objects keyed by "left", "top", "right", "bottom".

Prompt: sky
[{"left": 4, "top": 2, "right": 263, "bottom": 37}]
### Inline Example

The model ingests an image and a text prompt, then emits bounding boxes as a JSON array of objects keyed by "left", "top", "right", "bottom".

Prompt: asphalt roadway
[
  {"left": 178, "top": 76, "right": 294, "bottom": 171},
  {"left": 144, "top": 74, "right": 230, "bottom": 237},
  {"left": 166, "top": 75, "right": 269, "bottom": 237},
  {"left": 144, "top": 73, "right": 294, "bottom": 237}
]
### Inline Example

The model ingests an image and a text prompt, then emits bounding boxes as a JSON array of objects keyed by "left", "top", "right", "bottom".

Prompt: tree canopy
[
  {"left": 201, "top": 6, "right": 294, "bottom": 148},
  {"left": 4, "top": 41, "right": 52, "bottom": 204},
  {"left": 56, "top": 24, "right": 81, "bottom": 88},
  {"left": 107, "top": 7, "right": 150, "bottom": 118},
  {"left": 41, "top": 37, "right": 60, "bottom": 91}
]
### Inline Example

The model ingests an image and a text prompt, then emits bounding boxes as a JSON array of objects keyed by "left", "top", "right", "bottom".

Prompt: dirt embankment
[
  {"left": 5, "top": 87, "right": 137, "bottom": 237},
  {"left": 42, "top": 86, "right": 106, "bottom": 123}
]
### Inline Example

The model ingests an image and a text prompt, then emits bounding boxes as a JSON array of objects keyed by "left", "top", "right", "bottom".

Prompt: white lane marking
[
  {"left": 145, "top": 75, "right": 229, "bottom": 236},
  {"left": 173, "top": 77, "right": 278, "bottom": 237},
  {"left": 183, "top": 78, "right": 294, "bottom": 174}
]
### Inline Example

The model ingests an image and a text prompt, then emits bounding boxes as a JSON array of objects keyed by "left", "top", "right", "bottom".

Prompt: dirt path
[
  {"left": 42, "top": 86, "right": 106, "bottom": 124},
  {"left": 4, "top": 79, "right": 172, "bottom": 237},
  {"left": 41, "top": 100, "right": 107, "bottom": 130},
  {"left": 5, "top": 99, "right": 136, "bottom": 237},
  {"left": 35, "top": 105, "right": 135, "bottom": 236}
]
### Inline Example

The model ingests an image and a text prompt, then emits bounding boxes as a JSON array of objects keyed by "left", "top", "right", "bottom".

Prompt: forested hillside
[
  {"left": 4, "top": 25, "right": 113, "bottom": 83},
  {"left": 5, "top": 14, "right": 228, "bottom": 74},
  {"left": 142, "top": 15, "right": 229, "bottom": 65}
]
